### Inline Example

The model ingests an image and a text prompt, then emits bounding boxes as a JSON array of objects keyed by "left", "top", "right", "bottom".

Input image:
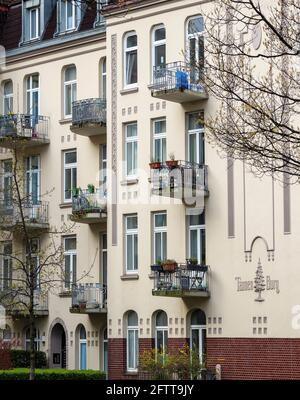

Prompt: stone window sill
[
  {"left": 120, "top": 178, "right": 139, "bottom": 186},
  {"left": 120, "top": 274, "right": 139, "bottom": 281},
  {"left": 120, "top": 87, "right": 139, "bottom": 95},
  {"left": 59, "top": 203, "right": 72, "bottom": 209},
  {"left": 59, "top": 118, "right": 72, "bottom": 125}
]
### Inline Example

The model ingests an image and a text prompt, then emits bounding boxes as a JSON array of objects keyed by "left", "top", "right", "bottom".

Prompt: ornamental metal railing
[
  {"left": 0, "top": 200, "right": 49, "bottom": 225},
  {"left": 0, "top": 289, "right": 48, "bottom": 314},
  {"left": 150, "top": 161, "right": 208, "bottom": 193},
  {"left": 71, "top": 283, "right": 107, "bottom": 310},
  {"left": 150, "top": 61, "right": 205, "bottom": 93},
  {"left": 0, "top": 114, "right": 49, "bottom": 141},
  {"left": 72, "top": 188, "right": 107, "bottom": 215},
  {"left": 72, "top": 98, "right": 106, "bottom": 126},
  {"left": 152, "top": 264, "right": 210, "bottom": 294}
]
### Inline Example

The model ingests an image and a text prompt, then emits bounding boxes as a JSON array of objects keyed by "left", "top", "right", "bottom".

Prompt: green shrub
[
  {"left": 0, "top": 369, "right": 106, "bottom": 380},
  {"left": 10, "top": 350, "right": 47, "bottom": 369}
]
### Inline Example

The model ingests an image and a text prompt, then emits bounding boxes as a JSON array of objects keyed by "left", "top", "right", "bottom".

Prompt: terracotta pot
[
  {"left": 162, "top": 262, "right": 177, "bottom": 272},
  {"left": 149, "top": 162, "right": 161, "bottom": 170},
  {"left": 166, "top": 160, "right": 178, "bottom": 169}
]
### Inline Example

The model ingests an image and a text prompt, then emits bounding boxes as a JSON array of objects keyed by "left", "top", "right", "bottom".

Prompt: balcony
[
  {"left": 148, "top": 62, "right": 208, "bottom": 103},
  {"left": 0, "top": 290, "right": 48, "bottom": 317},
  {"left": 70, "top": 98, "right": 106, "bottom": 136},
  {"left": 0, "top": 114, "right": 49, "bottom": 149},
  {"left": 70, "top": 283, "right": 107, "bottom": 314},
  {"left": 70, "top": 188, "right": 107, "bottom": 224},
  {"left": 152, "top": 263, "right": 210, "bottom": 298},
  {"left": 150, "top": 161, "right": 208, "bottom": 206},
  {"left": 0, "top": 200, "right": 49, "bottom": 233}
]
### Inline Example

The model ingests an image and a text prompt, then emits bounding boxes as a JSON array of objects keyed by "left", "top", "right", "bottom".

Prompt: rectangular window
[
  {"left": 187, "top": 112, "right": 204, "bottom": 165},
  {"left": 25, "top": 155, "right": 40, "bottom": 205},
  {"left": 100, "top": 233, "right": 107, "bottom": 286},
  {"left": 188, "top": 213, "right": 205, "bottom": 264},
  {"left": 125, "top": 123, "right": 138, "bottom": 178},
  {"left": 99, "top": 144, "right": 107, "bottom": 197},
  {"left": 2, "top": 160, "right": 12, "bottom": 208},
  {"left": 153, "top": 119, "right": 166, "bottom": 163},
  {"left": 155, "top": 328, "right": 168, "bottom": 362},
  {"left": 1, "top": 242, "right": 12, "bottom": 290},
  {"left": 64, "top": 150, "right": 77, "bottom": 202},
  {"left": 26, "top": 238, "right": 40, "bottom": 290},
  {"left": 100, "top": 58, "right": 107, "bottom": 99},
  {"left": 64, "top": 236, "right": 77, "bottom": 290},
  {"left": 127, "top": 328, "right": 138, "bottom": 371},
  {"left": 29, "top": 7, "right": 40, "bottom": 40},
  {"left": 3, "top": 81, "right": 13, "bottom": 114},
  {"left": 153, "top": 212, "right": 167, "bottom": 263},
  {"left": 26, "top": 74, "right": 39, "bottom": 120},
  {"left": 124, "top": 33, "right": 138, "bottom": 87},
  {"left": 125, "top": 215, "right": 138, "bottom": 273}
]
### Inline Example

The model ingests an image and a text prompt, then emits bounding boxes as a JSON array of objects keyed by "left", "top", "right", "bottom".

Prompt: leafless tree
[{"left": 201, "top": 0, "right": 300, "bottom": 181}]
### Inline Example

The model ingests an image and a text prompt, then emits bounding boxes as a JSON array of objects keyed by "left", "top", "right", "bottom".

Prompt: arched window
[
  {"left": 64, "top": 65, "right": 77, "bottom": 118},
  {"left": 126, "top": 311, "right": 138, "bottom": 371},
  {"left": 100, "top": 58, "right": 107, "bottom": 99},
  {"left": 3, "top": 80, "right": 13, "bottom": 114},
  {"left": 155, "top": 311, "right": 168, "bottom": 361},
  {"left": 78, "top": 325, "right": 87, "bottom": 370},
  {"left": 186, "top": 16, "right": 204, "bottom": 83},
  {"left": 124, "top": 32, "right": 138, "bottom": 87},
  {"left": 152, "top": 25, "right": 166, "bottom": 79},
  {"left": 190, "top": 309, "right": 206, "bottom": 363}
]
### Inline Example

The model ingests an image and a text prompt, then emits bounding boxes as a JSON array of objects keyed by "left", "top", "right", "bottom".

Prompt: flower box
[
  {"left": 151, "top": 264, "right": 163, "bottom": 272},
  {"left": 149, "top": 162, "right": 162, "bottom": 170}
]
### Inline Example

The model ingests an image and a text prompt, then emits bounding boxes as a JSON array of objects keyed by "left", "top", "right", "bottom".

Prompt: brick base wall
[
  {"left": 207, "top": 338, "right": 300, "bottom": 380},
  {"left": 0, "top": 349, "right": 11, "bottom": 370}
]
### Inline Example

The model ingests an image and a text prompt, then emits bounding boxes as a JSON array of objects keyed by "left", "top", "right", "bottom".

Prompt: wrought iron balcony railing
[
  {"left": 150, "top": 161, "right": 208, "bottom": 199},
  {"left": 0, "top": 289, "right": 48, "bottom": 316},
  {"left": 72, "top": 98, "right": 106, "bottom": 127},
  {"left": 71, "top": 188, "right": 107, "bottom": 222},
  {"left": 149, "top": 61, "right": 207, "bottom": 102},
  {"left": 0, "top": 114, "right": 49, "bottom": 147},
  {"left": 152, "top": 263, "right": 210, "bottom": 298},
  {"left": 0, "top": 200, "right": 49, "bottom": 231},
  {"left": 71, "top": 283, "right": 107, "bottom": 312}
]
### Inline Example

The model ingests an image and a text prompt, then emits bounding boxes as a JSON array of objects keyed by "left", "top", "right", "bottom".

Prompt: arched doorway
[{"left": 50, "top": 323, "right": 66, "bottom": 369}]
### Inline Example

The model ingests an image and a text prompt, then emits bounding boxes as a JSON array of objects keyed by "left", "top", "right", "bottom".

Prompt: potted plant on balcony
[
  {"left": 72, "top": 187, "right": 80, "bottom": 198},
  {"left": 162, "top": 259, "right": 177, "bottom": 273},
  {"left": 87, "top": 184, "right": 95, "bottom": 194},
  {"left": 166, "top": 153, "right": 179, "bottom": 169},
  {"left": 186, "top": 258, "right": 208, "bottom": 272},
  {"left": 149, "top": 157, "right": 162, "bottom": 170},
  {"left": 151, "top": 259, "right": 163, "bottom": 272}
]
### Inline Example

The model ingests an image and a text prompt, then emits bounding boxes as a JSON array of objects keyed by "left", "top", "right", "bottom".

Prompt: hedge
[
  {"left": 10, "top": 350, "right": 47, "bottom": 369},
  {"left": 0, "top": 369, "right": 106, "bottom": 380}
]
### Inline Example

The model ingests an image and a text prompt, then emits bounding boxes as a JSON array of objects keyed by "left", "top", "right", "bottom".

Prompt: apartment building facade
[{"left": 1, "top": 0, "right": 300, "bottom": 380}]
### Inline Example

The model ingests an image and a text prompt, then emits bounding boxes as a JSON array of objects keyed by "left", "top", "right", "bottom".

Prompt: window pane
[
  {"left": 134, "top": 234, "right": 138, "bottom": 270},
  {"left": 32, "top": 74, "right": 39, "bottom": 89},
  {"left": 190, "top": 230, "right": 198, "bottom": 259},
  {"left": 127, "top": 142, "right": 133, "bottom": 176},
  {"left": 72, "top": 254, "right": 77, "bottom": 284},
  {"left": 191, "top": 310, "right": 206, "bottom": 325},
  {"left": 4, "top": 81, "right": 12, "bottom": 95},
  {"left": 189, "top": 213, "right": 205, "bottom": 226},
  {"left": 65, "top": 85, "right": 72, "bottom": 116},
  {"left": 191, "top": 329, "right": 200, "bottom": 353},
  {"left": 65, "top": 255, "right": 70, "bottom": 288},
  {"left": 154, "top": 232, "right": 162, "bottom": 262},
  {"left": 31, "top": 9, "right": 37, "bottom": 38},
  {"left": 127, "top": 34, "right": 137, "bottom": 48},
  {"left": 65, "top": 151, "right": 77, "bottom": 164},
  {"left": 65, "top": 169, "right": 71, "bottom": 199},
  {"left": 65, "top": 237, "right": 76, "bottom": 251},
  {"left": 155, "top": 213, "right": 166, "bottom": 228},
  {"left": 154, "top": 120, "right": 166, "bottom": 134},
  {"left": 126, "top": 124, "right": 137, "bottom": 138},
  {"left": 162, "top": 138, "right": 166, "bottom": 163},
  {"left": 72, "top": 167, "right": 77, "bottom": 190},
  {"left": 127, "top": 216, "right": 138, "bottom": 230},
  {"left": 65, "top": 66, "right": 76, "bottom": 82},
  {"left": 154, "top": 27, "right": 165, "bottom": 41},
  {"left": 154, "top": 139, "right": 161, "bottom": 162},
  {"left": 127, "top": 235, "right": 133, "bottom": 270},
  {"left": 200, "top": 229, "right": 206, "bottom": 264},
  {"left": 162, "top": 232, "right": 167, "bottom": 261},
  {"left": 128, "top": 330, "right": 136, "bottom": 369},
  {"left": 188, "top": 113, "right": 203, "bottom": 130},
  {"left": 189, "top": 133, "right": 197, "bottom": 163},
  {"left": 126, "top": 51, "right": 137, "bottom": 85},
  {"left": 156, "top": 311, "right": 168, "bottom": 327},
  {"left": 155, "top": 44, "right": 166, "bottom": 68},
  {"left": 188, "top": 17, "right": 204, "bottom": 34},
  {"left": 128, "top": 311, "right": 138, "bottom": 326}
]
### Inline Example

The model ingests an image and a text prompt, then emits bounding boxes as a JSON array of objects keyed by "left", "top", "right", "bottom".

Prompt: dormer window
[
  {"left": 29, "top": 7, "right": 40, "bottom": 39},
  {"left": 65, "top": 0, "right": 75, "bottom": 31},
  {"left": 56, "top": 0, "right": 83, "bottom": 35}
]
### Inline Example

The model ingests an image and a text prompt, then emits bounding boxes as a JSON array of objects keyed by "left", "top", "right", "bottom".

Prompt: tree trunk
[{"left": 29, "top": 291, "right": 36, "bottom": 380}]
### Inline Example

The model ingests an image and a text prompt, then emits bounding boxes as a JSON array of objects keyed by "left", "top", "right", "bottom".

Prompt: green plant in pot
[
  {"left": 87, "top": 184, "right": 95, "bottom": 194},
  {"left": 162, "top": 259, "right": 177, "bottom": 273},
  {"left": 151, "top": 259, "right": 163, "bottom": 272},
  {"left": 149, "top": 157, "right": 162, "bottom": 170}
]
